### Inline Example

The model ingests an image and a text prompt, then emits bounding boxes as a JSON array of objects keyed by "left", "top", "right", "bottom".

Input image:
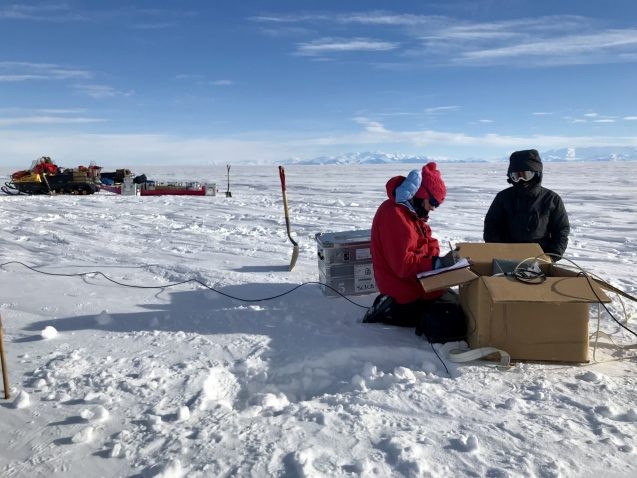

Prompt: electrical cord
[
  {"left": 512, "top": 268, "right": 546, "bottom": 284},
  {"left": 496, "top": 254, "right": 636, "bottom": 364},
  {"left": 537, "top": 254, "right": 637, "bottom": 339},
  {"left": 0, "top": 261, "right": 369, "bottom": 308},
  {"left": 1, "top": 260, "right": 459, "bottom": 376},
  {"left": 429, "top": 341, "right": 450, "bottom": 376},
  {"left": 508, "top": 256, "right": 547, "bottom": 284}
]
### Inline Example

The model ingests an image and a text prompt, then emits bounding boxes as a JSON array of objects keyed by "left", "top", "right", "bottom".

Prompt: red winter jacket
[{"left": 371, "top": 176, "right": 444, "bottom": 304}]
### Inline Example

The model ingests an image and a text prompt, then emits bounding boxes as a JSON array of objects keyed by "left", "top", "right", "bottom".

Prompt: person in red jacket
[{"left": 364, "top": 162, "right": 454, "bottom": 327}]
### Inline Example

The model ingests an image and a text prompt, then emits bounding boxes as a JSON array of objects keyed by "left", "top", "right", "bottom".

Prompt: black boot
[{"left": 362, "top": 294, "right": 396, "bottom": 323}]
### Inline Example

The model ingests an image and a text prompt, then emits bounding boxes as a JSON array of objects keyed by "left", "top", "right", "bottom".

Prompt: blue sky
[{"left": 1, "top": 0, "right": 636, "bottom": 166}]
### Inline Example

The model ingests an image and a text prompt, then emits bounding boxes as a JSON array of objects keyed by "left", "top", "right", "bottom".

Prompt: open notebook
[{"left": 416, "top": 258, "right": 471, "bottom": 279}]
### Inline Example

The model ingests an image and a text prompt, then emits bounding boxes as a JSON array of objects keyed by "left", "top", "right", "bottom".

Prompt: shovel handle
[
  {"left": 279, "top": 166, "right": 291, "bottom": 221},
  {"left": 279, "top": 166, "right": 290, "bottom": 217},
  {"left": 278, "top": 166, "right": 297, "bottom": 246},
  {"left": 278, "top": 166, "right": 287, "bottom": 193}
]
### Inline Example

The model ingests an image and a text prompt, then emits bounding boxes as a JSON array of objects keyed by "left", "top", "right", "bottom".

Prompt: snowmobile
[{"left": 2, "top": 157, "right": 102, "bottom": 195}]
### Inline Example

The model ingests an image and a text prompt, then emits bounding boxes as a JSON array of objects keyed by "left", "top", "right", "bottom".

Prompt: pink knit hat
[{"left": 415, "top": 162, "right": 446, "bottom": 205}]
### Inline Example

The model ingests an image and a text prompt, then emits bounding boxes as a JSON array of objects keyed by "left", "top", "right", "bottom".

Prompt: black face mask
[
  {"left": 513, "top": 179, "right": 533, "bottom": 190},
  {"left": 412, "top": 197, "right": 429, "bottom": 219},
  {"left": 513, "top": 175, "right": 541, "bottom": 195}
]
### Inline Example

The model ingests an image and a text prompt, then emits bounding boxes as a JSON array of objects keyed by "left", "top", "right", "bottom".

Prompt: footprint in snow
[
  {"left": 448, "top": 435, "right": 480, "bottom": 453},
  {"left": 80, "top": 405, "right": 110, "bottom": 423},
  {"left": 594, "top": 405, "right": 637, "bottom": 422},
  {"left": 576, "top": 371, "right": 602, "bottom": 383},
  {"left": 497, "top": 397, "right": 521, "bottom": 410},
  {"left": 71, "top": 426, "right": 94, "bottom": 444},
  {"left": 594, "top": 404, "right": 619, "bottom": 418}
]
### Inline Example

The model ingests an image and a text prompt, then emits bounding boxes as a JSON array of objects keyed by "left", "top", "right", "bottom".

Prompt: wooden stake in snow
[
  {"left": 0, "top": 312, "right": 9, "bottom": 399},
  {"left": 225, "top": 164, "right": 232, "bottom": 197}
]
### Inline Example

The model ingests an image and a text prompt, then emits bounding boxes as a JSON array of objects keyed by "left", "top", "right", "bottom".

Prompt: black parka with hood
[{"left": 483, "top": 150, "right": 570, "bottom": 259}]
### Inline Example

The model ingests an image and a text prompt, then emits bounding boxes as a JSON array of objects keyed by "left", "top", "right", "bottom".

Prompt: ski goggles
[{"left": 509, "top": 170, "right": 536, "bottom": 183}]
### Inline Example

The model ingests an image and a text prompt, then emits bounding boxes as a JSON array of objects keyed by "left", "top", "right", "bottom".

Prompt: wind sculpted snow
[{"left": 0, "top": 163, "right": 635, "bottom": 477}]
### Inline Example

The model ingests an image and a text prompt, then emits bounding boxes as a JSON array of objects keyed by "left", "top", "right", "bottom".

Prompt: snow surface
[{"left": 0, "top": 163, "right": 636, "bottom": 477}]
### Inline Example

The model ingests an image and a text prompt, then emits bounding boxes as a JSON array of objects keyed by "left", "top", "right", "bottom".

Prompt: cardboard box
[
  {"left": 419, "top": 265, "right": 477, "bottom": 293},
  {"left": 419, "top": 243, "right": 611, "bottom": 362}
]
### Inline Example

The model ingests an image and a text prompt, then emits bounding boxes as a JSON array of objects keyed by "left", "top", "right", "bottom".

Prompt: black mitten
[{"left": 433, "top": 251, "right": 456, "bottom": 269}]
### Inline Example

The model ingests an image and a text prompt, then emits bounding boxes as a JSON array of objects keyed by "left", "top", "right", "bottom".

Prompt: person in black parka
[{"left": 483, "top": 149, "right": 570, "bottom": 260}]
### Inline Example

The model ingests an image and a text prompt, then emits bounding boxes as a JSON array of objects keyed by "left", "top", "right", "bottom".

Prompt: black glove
[{"left": 433, "top": 251, "right": 457, "bottom": 269}]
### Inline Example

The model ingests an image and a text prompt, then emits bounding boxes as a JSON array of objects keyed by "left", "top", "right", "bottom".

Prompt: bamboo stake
[{"left": 0, "top": 312, "right": 9, "bottom": 399}]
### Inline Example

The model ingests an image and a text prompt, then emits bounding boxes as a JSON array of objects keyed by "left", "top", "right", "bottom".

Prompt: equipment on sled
[
  {"left": 100, "top": 168, "right": 216, "bottom": 196},
  {"left": 2, "top": 156, "right": 102, "bottom": 195}
]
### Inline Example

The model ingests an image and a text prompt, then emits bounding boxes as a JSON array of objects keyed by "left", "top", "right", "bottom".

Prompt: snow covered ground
[{"left": 0, "top": 162, "right": 635, "bottom": 477}]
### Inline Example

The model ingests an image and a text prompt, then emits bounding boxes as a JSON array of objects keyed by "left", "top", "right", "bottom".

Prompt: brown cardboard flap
[
  {"left": 482, "top": 276, "right": 611, "bottom": 303},
  {"left": 419, "top": 267, "right": 478, "bottom": 293},
  {"left": 457, "top": 242, "right": 546, "bottom": 276}
]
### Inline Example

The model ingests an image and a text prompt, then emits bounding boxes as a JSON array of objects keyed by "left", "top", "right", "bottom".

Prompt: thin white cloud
[
  {"left": 297, "top": 122, "right": 637, "bottom": 151},
  {"left": 457, "top": 29, "right": 637, "bottom": 65},
  {"left": 624, "top": 116, "right": 637, "bottom": 120},
  {"left": 2, "top": 122, "right": 636, "bottom": 167},
  {"left": 377, "top": 111, "right": 420, "bottom": 117},
  {"left": 0, "top": 116, "right": 105, "bottom": 126},
  {"left": 175, "top": 76, "right": 233, "bottom": 86},
  {"left": 352, "top": 116, "right": 390, "bottom": 133},
  {"left": 0, "top": 62, "right": 92, "bottom": 82},
  {"left": 418, "top": 16, "right": 587, "bottom": 42},
  {"left": 355, "top": 120, "right": 637, "bottom": 149},
  {"left": 0, "top": 131, "right": 297, "bottom": 166},
  {"left": 533, "top": 112, "right": 553, "bottom": 116},
  {"left": 256, "top": 26, "right": 315, "bottom": 38},
  {"left": 0, "top": 4, "right": 83, "bottom": 21},
  {"left": 256, "top": 12, "right": 637, "bottom": 67},
  {"left": 0, "top": 4, "right": 192, "bottom": 26},
  {"left": 573, "top": 113, "right": 616, "bottom": 123},
  {"left": 38, "top": 108, "right": 87, "bottom": 115},
  {"left": 74, "top": 84, "right": 134, "bottom": 99},
  {"left": 131, "top": 22, "right": 176, "bottom": 30},
  {"left": 296, "top": 37, "right": 399, "bottom": 56},
  {"left": 425, "top": 106, "right": 460, "bottom": 114},
  {"left": 249, "top": 14, "right": 331, "bottom": 23},
  {"left": 478, "top": 119, "right": 494, "bottom": 123},
  {"left": 176, "top": 74, "right": 204, "bottom": 80},
  {"left": 0, "top": 74, "right": 52, "bottom": 81},
  {"left": 283, "top": 118, "right": 637, "bottom": 154},
  {"left": 337, "top": 12, "right": 445, "bottom": 27}
]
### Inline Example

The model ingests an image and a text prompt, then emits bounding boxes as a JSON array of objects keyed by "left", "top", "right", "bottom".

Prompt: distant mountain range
[
  {"left": 287, "top": 151, "right": 477, "bottom": 165},
  {"left": 289, "top": 147, "right": 637, "bottom": 165},
  {"left": 541, "top": 147, "right": 637, "bottom": 162}
]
